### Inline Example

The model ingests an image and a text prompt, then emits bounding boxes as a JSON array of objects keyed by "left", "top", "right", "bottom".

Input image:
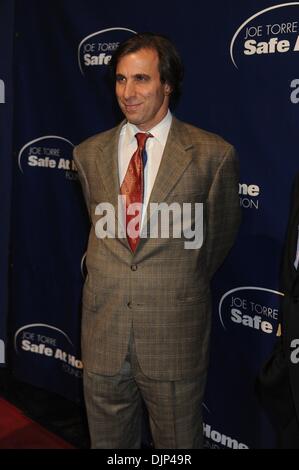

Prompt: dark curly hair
[{"left": 110, "top": 32, "right": 184, "bottom": 107}]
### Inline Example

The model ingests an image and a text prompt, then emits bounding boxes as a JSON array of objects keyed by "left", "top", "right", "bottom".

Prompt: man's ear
[{"left": 164, "top": 83, "right": 172, "bottom": 96}]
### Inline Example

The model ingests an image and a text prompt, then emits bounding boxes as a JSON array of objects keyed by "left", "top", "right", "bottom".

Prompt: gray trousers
[{"left": 83, "top": 333, "right": 207, "bottom": 449}]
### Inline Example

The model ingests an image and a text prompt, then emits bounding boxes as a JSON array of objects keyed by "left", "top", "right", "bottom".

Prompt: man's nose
[{"left": 123, "top": 80, "right": 135, "bottom": 100}]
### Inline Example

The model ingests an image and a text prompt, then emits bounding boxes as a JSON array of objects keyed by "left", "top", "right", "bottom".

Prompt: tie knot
[{"left": 135, "top": 132, "right": 152, "bottom": 150}]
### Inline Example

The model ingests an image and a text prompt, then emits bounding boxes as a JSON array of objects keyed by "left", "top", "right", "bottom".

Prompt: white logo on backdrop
[
  {"left": 203, "top": 422, "right": 249, "bottom": 449},
  {"left": 18, "top": 135, "right": 75, "bottom": 175},
  {"left": 290, "top": 78, "right": 299, "bottom": 103},
  {"left": 219, "top": 286, "right": 283, "bottom": 336},
  {"left": 230, "top": 3, "right": 299, "bottom": 69},
  {"left": 14, "top": 323, "right": 73, "bottom": 351},
  {"left": 0, "top": 79, "right": 5, "bottom": 103},
  {"left": 81, "top": 252, "right": 87, "bottom": 278},
  {"left": 14, "top": 323, "right": 83, "bottom": 374},
  {"left": 239, "top": 182, "right": 260, "bottom": 210},
  {"left": 0, "top": 339, "right": 5, "bottom": 364},
  {"left": 78, "top": 27, "right": 136, "bottom": 75}
]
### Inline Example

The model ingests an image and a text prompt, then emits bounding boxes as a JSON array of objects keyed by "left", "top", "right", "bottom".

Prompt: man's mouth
[{"left": 123, "top": 103, "right": 142, "bottom": 112}]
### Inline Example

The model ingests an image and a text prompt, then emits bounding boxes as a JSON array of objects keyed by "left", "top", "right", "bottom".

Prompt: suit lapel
[
  {"left": 94, "top": 122, "right": 130, "bottom": 249},
  {"left": 94, "top": 117, "right": 194, "bottom": 252},
  {"left": 141, "top": 117, "right": 194, "bottom": 236},
  {"left": 95, "top": 122, "right": 122, "bottom": 212}
]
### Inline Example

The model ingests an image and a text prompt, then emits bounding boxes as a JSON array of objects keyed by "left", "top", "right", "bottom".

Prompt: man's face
[{"left": 115, "top": 48, "right": 171, "bottom": 131}]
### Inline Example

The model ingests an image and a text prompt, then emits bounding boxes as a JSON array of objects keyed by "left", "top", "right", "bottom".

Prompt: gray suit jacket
[{"left": 73, "top": 117, "right": 241, "bottom": 380}]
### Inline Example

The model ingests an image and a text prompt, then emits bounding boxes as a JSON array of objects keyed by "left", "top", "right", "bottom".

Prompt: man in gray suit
[{"left": 73, "top": 33, "right": 240, "bottom": 449}]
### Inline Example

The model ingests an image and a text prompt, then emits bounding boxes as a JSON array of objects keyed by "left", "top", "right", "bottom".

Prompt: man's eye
[
  {"left": 135, "top": 75, "right": 149, "bottom": 81},
  {"left": 116, "top": 75, "right": 125, "bottom": 83}
]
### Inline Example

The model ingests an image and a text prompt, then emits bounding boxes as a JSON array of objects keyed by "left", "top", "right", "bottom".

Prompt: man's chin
[
  {"left": 121, "top": 107, "right": 142, "bottom": 123},
  {"left": 124, "top": 115, "right": 142, "bottom": 126}
]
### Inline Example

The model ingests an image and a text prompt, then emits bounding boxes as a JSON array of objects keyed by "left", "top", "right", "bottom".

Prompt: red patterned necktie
[{"left": 120, "top": 132, "right": 152, "bottom": 251}]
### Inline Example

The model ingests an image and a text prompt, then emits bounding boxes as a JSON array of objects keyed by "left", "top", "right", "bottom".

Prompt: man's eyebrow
[
  {"left": 134, "top": 73, "right": 151, "bottom": 79},
  {"left": 115, "top": 73, "right": 151, "bottom": 81}
]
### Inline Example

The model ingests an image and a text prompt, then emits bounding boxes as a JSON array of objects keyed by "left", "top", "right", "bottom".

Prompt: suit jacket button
[
  {"left": 131, "top": 264, "right": 138, "bottom": 271},
  {"left": 127, "top": 301, "right": 132, "bottom": 309},
  {"left": 293, "top": 296, "right": 299, "bottom": 304}
]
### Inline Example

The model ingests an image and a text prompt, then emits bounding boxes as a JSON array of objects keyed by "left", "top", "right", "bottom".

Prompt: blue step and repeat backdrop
[
  {"left": 0, "top": 0, "right": 14, "bottom": 368},
  {"left": 2, "top": 0, "right": 299, "bottom": 448}
]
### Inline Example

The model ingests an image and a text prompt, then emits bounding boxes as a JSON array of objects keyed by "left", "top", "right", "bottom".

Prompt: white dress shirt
[{"left": 118, "top": 110, "right": 172, "bottom": 226}]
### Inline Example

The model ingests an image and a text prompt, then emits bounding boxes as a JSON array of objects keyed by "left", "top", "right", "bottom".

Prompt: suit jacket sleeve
[
  {"left": 206, "top": 145, "right": 241, "bottom": 279},
  {"left": 73, "top": 146, "right": 91, "bottom": 219}
]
